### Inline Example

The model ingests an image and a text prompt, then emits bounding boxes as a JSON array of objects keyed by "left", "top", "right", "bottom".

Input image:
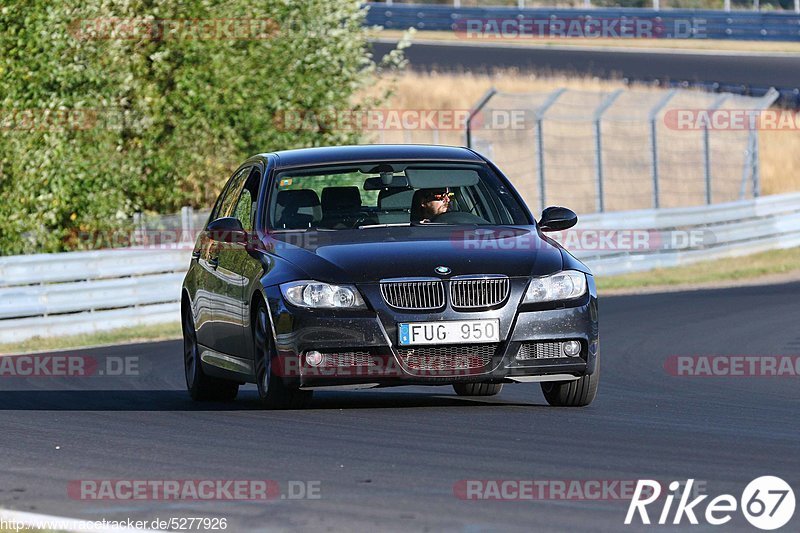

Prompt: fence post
[
  {"left": 648, "top": 89, "right": 677, "bottom": 209},
  {"left": 739, "top": 131, "right": 754, "bottom": 200},
  {"left": 752, "top": 130, "right": 761, "bottom": 197},
  {"left": 703, "top": 94, "right": 730, "bottom": 205},
  {"left": 592, "top": 90, "right": 623, "bottom": 213},
  {"left": 724, "top": 0, "right": 731, "bottom": 11},
  {"left": 750, "top": 88, "right": 779, "bottom": 198},
  {"left": 465, "top": 88, "right": 497, "bottom": 149},
  {"left": 534, "top": 88, "right": 567, "bottom": 213},
  {"left": 796, "top": 0, "right": 800, "bottom": 14},
  {"left": 132, "top": 212, "right": 146, "bottom": 247},
  {"left": 653, "top": 0, "right": 660, "bottom": 10},
  {"left": 518, "top": 0, "right": 525, "bottom": 8},
  {"left": 181, "top": 206, "right": 194, "bottom": 245}
]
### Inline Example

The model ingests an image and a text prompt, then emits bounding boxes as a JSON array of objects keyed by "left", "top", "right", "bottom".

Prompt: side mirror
[
  {"left": 538, "top": 206, "right": 578, "bottom": 232},
  {"left": 207, "top": 217, "right": 247, "bottom": 244}
]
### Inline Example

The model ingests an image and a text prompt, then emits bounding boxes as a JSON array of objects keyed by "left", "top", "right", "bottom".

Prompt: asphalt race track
[
  {"left": 372, "top": 40, "right": 800, "bottom": 89},
  {"left": 1, "top": 282, "right": 798, "bottom": 531}
]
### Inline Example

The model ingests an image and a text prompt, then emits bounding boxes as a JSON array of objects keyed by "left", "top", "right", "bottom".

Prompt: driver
[{"left": 412, "top": 187, "right": 452, "bottom": 223}]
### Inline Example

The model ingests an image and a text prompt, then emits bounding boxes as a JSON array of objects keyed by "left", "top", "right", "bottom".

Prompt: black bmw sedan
[{"left": 181, "top": 145, "right": 599, "bottom": 409}]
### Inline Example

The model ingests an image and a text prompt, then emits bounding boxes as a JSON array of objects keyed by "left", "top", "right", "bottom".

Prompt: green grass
[
  {"left": 597, "top": 247, "right": 800, "bottom": 291},
  {"left": 0, "top": 321, "right": 181, "bottom": 355}
]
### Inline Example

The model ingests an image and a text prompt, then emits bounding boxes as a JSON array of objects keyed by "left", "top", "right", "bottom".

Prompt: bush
[{"left": 0, "top": 1, "right": 405, "bottom": 255}]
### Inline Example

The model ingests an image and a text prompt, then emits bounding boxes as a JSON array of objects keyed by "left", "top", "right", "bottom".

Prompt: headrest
[
  {"left": 276, "top": 189, "right": 320, "bottom": 209},
  {"left": 321, "top": 186, "right": 361, "bottom": 211},
  {"left": 378, "top": 188, "right": 414, "bottom": 210}
]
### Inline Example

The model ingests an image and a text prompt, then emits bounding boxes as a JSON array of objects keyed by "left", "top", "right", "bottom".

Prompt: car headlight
[
  {"left": 280, "top": 280, "right": 366, "bottom": 309},
  {"left": 523, "top": 270, "right": 587, "bottom": 303}
]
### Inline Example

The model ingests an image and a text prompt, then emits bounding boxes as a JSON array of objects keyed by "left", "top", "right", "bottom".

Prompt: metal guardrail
[
  {"left": 571, "top": 191, "right": 800, "bottom": 275},
  {"left": 366, "top": 4, "right": 800, "bottom": 41},
  {"left": 1, "top": 192, "right": 799, "bottom": 343},
  {"left": 0, "top": 248, "right": 190, "bottom": 344}
]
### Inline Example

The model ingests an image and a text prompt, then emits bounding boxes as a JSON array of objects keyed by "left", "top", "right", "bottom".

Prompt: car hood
[{"left": 265, "top": 226, "right": 564, "bottom": 284}]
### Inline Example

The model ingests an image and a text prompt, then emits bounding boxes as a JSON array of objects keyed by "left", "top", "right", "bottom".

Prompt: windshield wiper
[{"left": 357, "top": 223, "right": 411, "bottom": 229}]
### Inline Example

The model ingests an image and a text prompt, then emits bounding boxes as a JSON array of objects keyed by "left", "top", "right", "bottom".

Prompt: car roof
[{"left": 259, "top": 144, "right": 485, "bottom": 169}]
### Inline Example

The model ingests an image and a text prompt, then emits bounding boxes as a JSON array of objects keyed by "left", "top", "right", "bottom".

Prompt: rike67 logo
[{"left": 626, "top": 477, "right": 795, "bottom": 530}]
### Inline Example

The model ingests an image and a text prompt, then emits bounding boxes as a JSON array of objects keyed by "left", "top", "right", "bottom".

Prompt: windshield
[{"left": 268, "top": 163, "right": 531, "bottom": 230}]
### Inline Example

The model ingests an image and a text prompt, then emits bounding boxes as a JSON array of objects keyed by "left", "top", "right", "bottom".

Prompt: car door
[
  {"left": 193, "top": 168, "right": 247, "bottom": 348},
  {"left": 209, "top": 165, "right": 263, "bottom": 358},
  {"left": 198, "top": 166, "right": 250, "bottom": 353}
]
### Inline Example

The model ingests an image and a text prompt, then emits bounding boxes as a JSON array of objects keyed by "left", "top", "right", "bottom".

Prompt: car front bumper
[{"left": 264, "top": 278, "right": 598, "bottom": 389}]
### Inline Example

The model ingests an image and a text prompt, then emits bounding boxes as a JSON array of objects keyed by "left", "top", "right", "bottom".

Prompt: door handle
[{"left": 208, "top": 257, "right": 219, "bottom": 269}]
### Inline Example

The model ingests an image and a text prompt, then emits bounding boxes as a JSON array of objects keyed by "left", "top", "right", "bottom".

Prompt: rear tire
[
  {"left": 541, "top": 358, "right": 599, "bottom": 407},
  {"left": 253, "top": 300, "right": 313, "bottom": 410},
  {"left": 453, "top": 382, "right": 503, "bottom": 397},
  {"left": 183, "top": 306, "right": 239, "bottom": 402}
]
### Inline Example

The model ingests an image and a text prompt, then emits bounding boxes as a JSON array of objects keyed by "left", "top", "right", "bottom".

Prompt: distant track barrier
[{"left": 365, "top": 3, "right": 800, "bottom": 41}]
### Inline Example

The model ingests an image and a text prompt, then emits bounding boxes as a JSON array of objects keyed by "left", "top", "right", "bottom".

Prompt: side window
[
  {"left": 233, "top": 189, "right": 253, "bottom": 231},
  {"left": 231, "top": 167, "right": 261, "bottom": 232},
  {"left": 219, "top": 168, "right": 249, "bottom": 218},
  {"left": 209, "top": 167, "right": 248, "bottom": 223}
]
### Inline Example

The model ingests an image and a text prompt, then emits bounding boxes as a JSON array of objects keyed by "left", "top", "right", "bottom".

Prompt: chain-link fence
[
  {"left": 465, "top": 87, "right": 778, "bottom": 214},
  {"left": 364, "top": 86, "right": 778, "bottom": 214}
]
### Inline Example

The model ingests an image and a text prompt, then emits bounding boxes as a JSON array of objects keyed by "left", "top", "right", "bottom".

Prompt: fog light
[
  {"left": 306, "top": 350, "right": 325, "bottom": 367},
  {"left": 562, "top": 341, "right": 581, "bottom": 357}
]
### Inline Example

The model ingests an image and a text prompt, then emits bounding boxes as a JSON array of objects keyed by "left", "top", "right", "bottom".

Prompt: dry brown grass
[
  {"left": 760, "top": 129, "right": 800, "bottom": 196},
  {"left": 368, "top": 69, "right": 629, "bottom": 111},
  {"left": 359, "top": 71, "right": 800, "bottom": 209}
]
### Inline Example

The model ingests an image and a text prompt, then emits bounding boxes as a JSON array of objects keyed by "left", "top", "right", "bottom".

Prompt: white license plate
[{"left": 398, "top": 319, "right": 500, "bottom": 346}]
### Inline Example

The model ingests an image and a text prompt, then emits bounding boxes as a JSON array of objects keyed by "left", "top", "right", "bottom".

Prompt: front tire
[
  {"left": 541, "top": 358, "right": 599, "bottom": 407},
  {"left": 453, "top": 382, "right": 503, "bottom": 397},
  {"left": 253, "top": 300, "right": 313, "bottom": 410},
  {"left": 183, "top": 306, "right": 239, "bottom": 402}
]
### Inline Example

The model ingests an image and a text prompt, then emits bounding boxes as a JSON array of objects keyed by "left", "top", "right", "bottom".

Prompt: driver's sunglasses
[{"left": 430, "top": 191, "right": 453, "bottom": 201}]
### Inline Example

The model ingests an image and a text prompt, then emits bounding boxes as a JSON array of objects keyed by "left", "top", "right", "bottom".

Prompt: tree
[{"left": 0, "top": 1, "right": 405, "bottom": 254}]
